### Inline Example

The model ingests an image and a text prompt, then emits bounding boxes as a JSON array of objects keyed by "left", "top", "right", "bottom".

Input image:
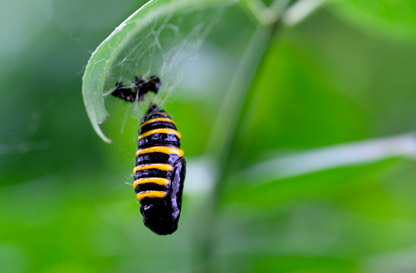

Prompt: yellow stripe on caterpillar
[
  {"left": 136, "top": 191, "right": 167, "bottom": 200},
  {"left": 135, "top": 146, "right": 184, "bottom": 157},
  {"left": 138, "top": 129, "right": 181, "bottom": 141},
  {"left": 133, "top": 178, "right": 170, "bottom": 188},
  {"left": 133, "top": 164, "right": 173, "bottom": 174},
  {"left": 139, "top": 118, "right": 176, "bottom": 129}
]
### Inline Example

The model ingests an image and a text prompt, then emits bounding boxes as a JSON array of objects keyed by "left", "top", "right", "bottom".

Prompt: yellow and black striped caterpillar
[
  {"left": 134, "top": 103, "right": 186, "bottom": 235},
  {"left": 111, "top": 76, "right": 186, "bottom": 235}
]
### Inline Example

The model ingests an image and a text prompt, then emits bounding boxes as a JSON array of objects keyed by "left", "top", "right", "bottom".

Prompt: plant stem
[
  {"left": 197, "top": 19, "right": 281, "bottom": 273},
  {"left": 194, "top": 0, "right": 324, "bottom": 270}
]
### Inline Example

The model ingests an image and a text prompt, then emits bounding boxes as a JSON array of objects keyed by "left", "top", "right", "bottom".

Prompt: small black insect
[
  {"left": 111, "top": 76, "right": 161, "bottom": 102},
  {"left": 111, "top": 77, "right": 186, "bottom": 235}
]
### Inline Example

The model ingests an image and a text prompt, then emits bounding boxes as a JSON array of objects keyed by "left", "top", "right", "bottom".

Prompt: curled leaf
[{"left": 82, "top": 0, "right": 238, "bottom": 143}]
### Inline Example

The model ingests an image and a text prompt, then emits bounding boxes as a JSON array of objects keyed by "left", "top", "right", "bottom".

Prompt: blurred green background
[{"left": 1, "top": 0, "right": 416, "bottom": 272}]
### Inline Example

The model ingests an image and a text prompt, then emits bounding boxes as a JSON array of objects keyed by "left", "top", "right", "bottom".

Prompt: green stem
[
  {"left": 242, "top": 0, "right": 292, "bottom": 25},
  {"left": 210, "top": 24, "right": 278, "bottom": 201},
  {"left": 193, "top": 0, "right": 321, "bottom": 270},
  {"left": 197, "top": 20, "right": 280, "bottom": 273}
]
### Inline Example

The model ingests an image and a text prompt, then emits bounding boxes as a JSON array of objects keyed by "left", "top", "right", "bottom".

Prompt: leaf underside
[{"left": 82, "top": 0, "right": 238, "bottom": 143}]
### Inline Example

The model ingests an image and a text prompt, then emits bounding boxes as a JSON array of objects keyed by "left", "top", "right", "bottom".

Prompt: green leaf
[
  {"left": 234, "top": 134, "right": 416, "bottom": 186},
  {"left": 82, "top": 0, "right": 239, "bottom": 143},
  {"left": 330, "top": 0, "right": 416, "bottom": 41},
  {"left": 224, "top": 157, "right": 398, "bottom": 206},
  {"left": 223, "top": 134, "right": 416, "bottom": 205}
]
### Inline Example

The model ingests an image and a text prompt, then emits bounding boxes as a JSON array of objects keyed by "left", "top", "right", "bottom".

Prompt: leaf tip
[
  {"left": 90, "top": 115, "right": 112, "bottom": 144},
  {"left": 96, "top": 125, "right": 113, "bottom": 144}
]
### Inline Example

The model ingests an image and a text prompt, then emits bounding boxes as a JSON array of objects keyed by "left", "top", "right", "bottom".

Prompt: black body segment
[
  {"left": 137, "top": 134, "right": 181, "bottom": 149},
  {"left": 133, "top": 104, "right": 186, "bottom": 235},
  {"left": 134, "top": 168, "right": 170, "bottom": 179},
  {"left": 136, "top": 152, "right": 181, "bottom": 166},
  {"left": 140, "top": 121, "right": 177, "bottom": 134},
  {"left": 140, "top": 158, "right": 186, "bottom": 235}
]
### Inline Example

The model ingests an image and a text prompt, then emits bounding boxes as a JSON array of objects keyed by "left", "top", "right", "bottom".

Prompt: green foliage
[
  {"left": 2, "top": 0, "right": 416, "bottom": 272},
  {"left": 332, "top": 0, "right": 416, "bottom": 41}
]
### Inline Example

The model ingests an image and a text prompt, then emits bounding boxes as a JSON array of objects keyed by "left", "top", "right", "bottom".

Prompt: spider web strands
[
  {"left": 110, "top": 8, "right": 225, "bottom": 112},
  {"left": 233, "top": 133, "right": 416, "bottom": 185},
  {"left": 82, "top": 0, "right": 239, "bottom": 143},
  {"left": 108, "top": 8, "right": 226, "bottom": 136}
]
